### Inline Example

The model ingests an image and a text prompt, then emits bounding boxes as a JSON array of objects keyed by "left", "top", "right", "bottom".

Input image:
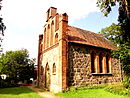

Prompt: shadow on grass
[{"left": 0, "top": 86, "right": 34, "bottom": 95}]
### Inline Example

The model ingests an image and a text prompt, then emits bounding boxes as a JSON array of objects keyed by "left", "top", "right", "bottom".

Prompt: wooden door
[{"left": 45, "top": 64, "right": 50, "bottom": 90}]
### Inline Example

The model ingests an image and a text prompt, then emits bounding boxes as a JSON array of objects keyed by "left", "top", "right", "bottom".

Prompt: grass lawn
[
  {"left": 56, "top": 88, "right": 129, "bottom": 98},
  {"left": 0, "top": 86, "right": 42, "bottom": 98}
]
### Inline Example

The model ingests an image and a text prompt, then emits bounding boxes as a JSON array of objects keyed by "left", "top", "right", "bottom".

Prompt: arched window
[
  {"left": 99, "top": 53, "right": 103, "bottom": 73},
  {"left": 50, "top": 21, "right": 54, "bottom": 46},
  {"left": 52, "top": 63, "right": 56, "bottom": 74},
  {"left": 106, "top": 55, "right": 110, "bottom": 73},
  {"left": 91, "top": 51, "right": 95, "bottom": 73},
  {"left": 55, "top": 33, "right": 58, "bottom": 43}
]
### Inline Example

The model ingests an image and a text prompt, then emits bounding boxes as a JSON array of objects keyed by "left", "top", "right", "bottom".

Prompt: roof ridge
[{"left": 68, "top": 25, "right": 98, "bottom": 35}]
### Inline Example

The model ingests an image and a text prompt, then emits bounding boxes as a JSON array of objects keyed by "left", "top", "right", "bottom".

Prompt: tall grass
[{"left": 56, "top": 84, "right": 129, "bottom": 98}]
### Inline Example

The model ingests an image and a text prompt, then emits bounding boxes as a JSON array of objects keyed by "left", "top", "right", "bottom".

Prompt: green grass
[
  {"left": 0, "top": 86, "right": 43, "bottom": 98},
  {"left": 56, "top": 88, "right": 129, "bottom": 98}
]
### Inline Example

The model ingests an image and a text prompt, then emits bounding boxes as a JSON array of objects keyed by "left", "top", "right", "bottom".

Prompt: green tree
[
  {"left": 97, "top": 0, "right": 130, "bottom": 43},
  {"left": 0, "top": 0, "right": 6, "bottom": 53},
  {"left": 0, "top": 49, "right": 36, "bottom": 83}
]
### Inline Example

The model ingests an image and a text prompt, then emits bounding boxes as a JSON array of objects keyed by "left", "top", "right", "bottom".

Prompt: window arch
[
  {"left": 91, "top": 51, "right": 95, "bottom": 73},
  {"left": 106, "top": 54, "right": 110, "bottom": 73},
  {"left": 50, "top": 21, "right": 54, "bottom": 46},
  {"left": 55, "top": 33, "right": 58, "bottom": 43},
  {"left": 52, "top": 63, "right": 56, "bottom": 74}
]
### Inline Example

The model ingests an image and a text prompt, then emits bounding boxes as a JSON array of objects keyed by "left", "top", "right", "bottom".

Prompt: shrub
[
  {"left": 105, "top": 82, "right": 130, "bottom": 96},
  {"left": 123, "top": 75, "right": 130, "bottom": 89},
  {"left": 0, "top": 79, "right": 19, "bottom": 88},
  {"left": 69, "top": 86, "right": 77, "bottom": 92}
]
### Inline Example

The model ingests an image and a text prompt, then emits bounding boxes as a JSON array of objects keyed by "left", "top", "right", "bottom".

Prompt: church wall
[{"left": 68, "top": 43, "right": 121, "bottom": 87}]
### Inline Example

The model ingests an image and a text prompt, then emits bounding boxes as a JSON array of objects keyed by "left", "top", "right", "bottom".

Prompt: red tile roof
[{"left": 67, "top": 26, "right": 117, "bottom": 50}]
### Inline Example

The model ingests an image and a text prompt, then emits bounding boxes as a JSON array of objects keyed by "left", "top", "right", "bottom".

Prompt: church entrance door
[{"left": 45, "top": 64, "right": 50, "bottom": 90}]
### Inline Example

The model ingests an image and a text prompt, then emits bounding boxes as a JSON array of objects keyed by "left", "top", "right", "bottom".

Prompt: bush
[
  {"left": 123, "top": 75, "right": 130, "bottom": 89},
  {"left": 0, "top": 79, "right": 19, "bottom": 88},
  {"left": 69, "top": 86, "right": 77, "bottom": 92},
  {"left": 105, "top": 82, "right": 130, "bottom": 96}
]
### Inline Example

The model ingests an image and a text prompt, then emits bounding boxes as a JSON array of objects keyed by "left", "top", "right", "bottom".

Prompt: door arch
[{"left": 45, "top": 63, "right": 50, "bottom": 90}]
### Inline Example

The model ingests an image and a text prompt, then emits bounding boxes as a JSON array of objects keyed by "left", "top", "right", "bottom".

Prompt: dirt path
[{"left": 28, "top": 86, "right": 60, "bottom": 98}]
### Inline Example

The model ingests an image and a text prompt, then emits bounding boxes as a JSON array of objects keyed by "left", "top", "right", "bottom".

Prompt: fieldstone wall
[{"left": 68, "top": 43, "right": 121, "bottom": 87}]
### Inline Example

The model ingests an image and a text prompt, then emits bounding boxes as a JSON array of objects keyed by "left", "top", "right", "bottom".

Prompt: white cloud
[
  {"left": 1, "top": 0, "right": 99, "bottom": 58},
  {"left": 51, "top": 0, "right": 99, "bottom": 22}
]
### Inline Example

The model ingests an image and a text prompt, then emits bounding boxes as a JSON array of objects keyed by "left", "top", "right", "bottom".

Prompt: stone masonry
[{"left": 68, "top": 43, "right": 121, "bottom": 87}]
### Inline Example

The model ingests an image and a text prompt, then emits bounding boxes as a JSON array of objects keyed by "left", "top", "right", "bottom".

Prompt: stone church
[{"left": 37, "top": 7, "right": 121, "bottom": 93}]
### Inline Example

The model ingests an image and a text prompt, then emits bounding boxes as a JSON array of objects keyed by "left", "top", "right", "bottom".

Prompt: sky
[{"left": 1, "top": 0, "right": 119, "bottom": 59}]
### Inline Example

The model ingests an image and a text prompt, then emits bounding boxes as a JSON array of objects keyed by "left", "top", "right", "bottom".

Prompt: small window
[
  {"left": 55, "top": 33, "right": 58, "bottom": 43},
  {"left": 52, "top": 63, "right": 56, "bottom": 74},
  {"left": 91, "top": 51, "right": 95, "bottom": 73},
  {"left": 106, "top": 55, "right": 110, "bottom": 73},
  {"left": 99, "top": 53, "right": 103, "bottom": 73}
]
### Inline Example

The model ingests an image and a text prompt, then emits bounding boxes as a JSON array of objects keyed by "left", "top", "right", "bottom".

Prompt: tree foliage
[
  {"left": 0, "top": 0, "right": 6, "bottom": 34},
  {"left": 0, "top": 49, "right": 36, "bottom": 82},
  {"left": 97, "top": 0, "right": 119, "bottom": 16},
  {"left": 97, "top": 0, "right": 130, "bottom": 42},
  {"left": 0, "top": 0, "right": 6, "bottom": 53}
]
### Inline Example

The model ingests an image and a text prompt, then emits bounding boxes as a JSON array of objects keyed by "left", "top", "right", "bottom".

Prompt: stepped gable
[{"left": 67, "top": 26, "right": 117, "bottom": 50}]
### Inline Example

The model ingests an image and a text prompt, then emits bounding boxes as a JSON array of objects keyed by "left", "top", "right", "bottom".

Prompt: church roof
[{"left": 67, "top": 26, "right": 117, "bottom": 50}]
